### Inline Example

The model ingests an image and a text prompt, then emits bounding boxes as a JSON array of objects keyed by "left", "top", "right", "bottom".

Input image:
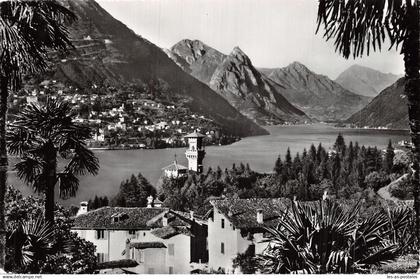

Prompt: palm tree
[
  {"left": 259, "top": 200, "right": 413, "bottom": 274},
  {"left": 6, "top": 99, "right": 99, "bottom": 223},
  {"left": 0, "top": 0, "right": 76, "bottom": 270},
  {"left": 315, "top": 0, "right": 420, "bottom": 268}
]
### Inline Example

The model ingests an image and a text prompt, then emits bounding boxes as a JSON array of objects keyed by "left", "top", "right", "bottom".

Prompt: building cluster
[
  {"left": 72, "top": 196, "right": 290, "bottom": 274},
  {"left": 71, "top": 135, "right": 287, "bottom": 274},
  {"left": 9, "top": 80, "right": 224, "bottom": 149}
]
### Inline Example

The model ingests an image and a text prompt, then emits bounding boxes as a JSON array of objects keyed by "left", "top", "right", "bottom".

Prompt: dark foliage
[{"left": 111, "top": 172, "right": 157, "bottom": 207}]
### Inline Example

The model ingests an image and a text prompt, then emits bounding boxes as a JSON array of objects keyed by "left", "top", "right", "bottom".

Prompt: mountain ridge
[
  {"left": 42, "top": 0, "right": 268, "bottom": 137},
  {"left": 335, "top": 64, "right": 402, "bottom": 98},
  {"left": 260, "top": 62, "right": 371, "bottom": 121},
  {"left": 346, "top": 78, "right": 408, "bottom": 129},
  {"left": 167, "top": 40, "right": 309, "bottom": 125}
]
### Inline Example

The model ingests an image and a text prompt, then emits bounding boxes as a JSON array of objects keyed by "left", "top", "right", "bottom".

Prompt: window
[
  {"left": 169, "top": 266, "right": 174, "bottom": 274},
  {"left": 96, "top": 253, "right": 107, "bottom": 263},
  {"left": 168, "top": 243, "right": 175, "bottom": 256},
  {"left": 221, "top": 218, "right": 225, "bottom": 229},
  {"left": 143, "top": 232, "right": 146, "bottom": 237},
  {"left": 221, "top": 242, "right": 225, "bottom": 254},
  {"left": 128, "top": 230, "right": 136, "bottom": 236},
  {"left": 148, "top": 268, "right": 155, "bottom": 274},
  {"left": 96, "top": 230, "right": 105, "bottom": 239}
]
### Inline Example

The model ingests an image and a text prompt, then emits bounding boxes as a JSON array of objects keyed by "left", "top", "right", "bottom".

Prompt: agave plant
[{"left": 258, "top": 199, "right": 412, "bottom": 274}]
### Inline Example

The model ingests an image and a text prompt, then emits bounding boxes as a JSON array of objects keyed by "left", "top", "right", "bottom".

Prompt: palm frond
[
  {"left": 0, "top": 0, "right": 75, "bottom": 88},
  {"left": 316, "top": 0, "right": 414, "bottom": 58},
  {"left": 57, "top": 172, "right": 79, "bottom": 200}
]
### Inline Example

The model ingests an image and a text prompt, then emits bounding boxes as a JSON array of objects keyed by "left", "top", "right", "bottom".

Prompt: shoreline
[{"left": 88, "top": 123, "right": 410, "bottom": 152}]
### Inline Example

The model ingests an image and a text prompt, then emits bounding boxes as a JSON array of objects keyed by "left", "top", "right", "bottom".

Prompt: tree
[
  {"left": 384, "top": 140, "right": 395, "bottom": 174},
  {"left": 316, "top": 0, "right": 420, "bottom": 267},
  {"left": 274, "top": 156, "right": 283, "bottom": 175},
  {"left": 111, "top": 173, "right": 156, "bottom": 207},
  {"left": 0, "top": 0, "right": 75, "bottom": 269},
  {"left": 364, "top": 171, "right": 391, "bottom": 192},
  {"left": 334, "top": 133, "right": 346, "bottom": 155},
  {"left": 7, "top": 100, "right": 99, "bottom": 223}
]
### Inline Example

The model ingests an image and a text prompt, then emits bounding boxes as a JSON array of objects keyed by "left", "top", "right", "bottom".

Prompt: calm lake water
[{"left": 8, "top": 124, "right": 410, "bottom": 206}]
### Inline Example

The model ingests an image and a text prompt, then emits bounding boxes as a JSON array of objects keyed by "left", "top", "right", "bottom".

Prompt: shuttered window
[{"left": 96, "top": 230, "right": 106, "bottom": 239}]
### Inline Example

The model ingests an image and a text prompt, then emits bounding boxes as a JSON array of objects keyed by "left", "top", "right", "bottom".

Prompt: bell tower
[{"left": 185, "top": 131, "right": 206, "bottom": 173}]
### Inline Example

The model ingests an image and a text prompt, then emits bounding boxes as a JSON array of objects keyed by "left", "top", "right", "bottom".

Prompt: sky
[{"left": 96, "top": 0, "right": 404, "bottom": 79}]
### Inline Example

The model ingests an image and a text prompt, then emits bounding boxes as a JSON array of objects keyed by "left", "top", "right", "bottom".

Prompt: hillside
[
  {"left": 167, "top": 40, "right": 309, "bottom": 125},
  {"left": 39, "top": 0, "right": 268, "bottom": 137},
  {"left": 335, "top": 64, "right": 402, "bottom": 98},
  {"left": 260, "top": 62, "right": 370, "bottom": 121},
  {"left": 346, "top": 78, "right": 408, "bottom": 129}
]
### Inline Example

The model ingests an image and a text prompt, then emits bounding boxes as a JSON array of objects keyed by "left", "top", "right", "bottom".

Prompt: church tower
[{"left": 185, "top": 131, "right": 206, "bottom": 173}]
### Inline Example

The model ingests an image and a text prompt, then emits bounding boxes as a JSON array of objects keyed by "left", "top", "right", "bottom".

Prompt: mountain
[
  {"left": 346, "top": 78, "right": 408, "bottom": 129},
  {"left": 260, "top": 62, "right": 371, "bottom": 121},
  {"left": 208, "top": 47, "right": 309, "bottom": 125},
  {"left": 168, "top": 39, "right": 226, "bottom": 84},
  {"left": 335, "top": 64, "right": 402, "bottom": 97},
  {"left": 39, "top": 0, "right": 267, "bottom": 137},
  {"left": 167, "top": 40, "right": 309, "bottom": 125}
]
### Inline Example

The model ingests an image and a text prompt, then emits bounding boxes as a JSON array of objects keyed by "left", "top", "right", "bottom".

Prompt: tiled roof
[
  {"left": 151, "top": 225, "right": 193, "bottom": 239},
  {"left": 210, "top": 197, "right": 410, "bottom": 230},
  {"left": 210, "top": 198, "right": 292, "bottom": 230},
  {"left": 129, "top": 242, "right": 166, "bottom": 249},
  {"left": 72, "top": 207, "right": 205, "bottom": 231},
  {"left": 72, "top": 207, "right": 168, "bottom": 230},
  {"left": 161, "top": 161, "right": 188, "bottom": 171}
]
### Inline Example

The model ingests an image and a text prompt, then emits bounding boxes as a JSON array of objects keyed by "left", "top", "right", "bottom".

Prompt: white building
[
  {"left": 162, "top": 160, "right": 188, "bottom": 178},
  {"left": 206, "top": 198, "right": 290, "bottom": 274},
  {"left": 72, "top": 204, "right": 208, "bottom": 274}
]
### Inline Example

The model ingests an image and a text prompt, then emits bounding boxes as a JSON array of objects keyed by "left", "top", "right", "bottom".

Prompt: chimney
[
  {"left": 256, "top": 209, "right": 263, "bottom": 224},
  {"left": 147, "top": 196, "right": 153, "bottom": 208},
  {"left": 76, "top": 201, "right": 88, "bottom": 216},
  {"left": 162, "top": 213, "right": 168, "bottom": 227},
  {"left": 190, "top": 210, "right": 194, "bottom": 220}
]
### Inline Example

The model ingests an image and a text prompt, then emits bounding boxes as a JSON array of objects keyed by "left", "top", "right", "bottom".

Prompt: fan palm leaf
[{"left": 260, "top": 200, "right": 411, "bottom": 273}]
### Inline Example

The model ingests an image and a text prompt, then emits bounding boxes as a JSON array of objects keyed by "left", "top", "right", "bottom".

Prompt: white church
[{"left": 162, "top": 131, "right": 206, "bottom": 177}]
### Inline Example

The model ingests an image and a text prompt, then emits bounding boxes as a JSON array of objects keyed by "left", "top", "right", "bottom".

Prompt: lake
[{"left": 8, "top": 123, "right": 409, "bottom": 206}]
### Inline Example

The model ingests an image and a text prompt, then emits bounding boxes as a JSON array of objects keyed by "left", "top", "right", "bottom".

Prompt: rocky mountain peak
[
  {"left": 228, "top": 46, "right": 252, "bottom": 66},
  {"left": 170, "top": 39, "right": 212, "bottom": 65}
]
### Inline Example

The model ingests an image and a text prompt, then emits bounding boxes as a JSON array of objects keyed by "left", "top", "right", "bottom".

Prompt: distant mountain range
[
  {"left": 260, "top": 63, "right": 370, "bottom": 121},
  {"left": 335, "top": 64, "right": 402, "bottom": 98},
  {"left": 35, "top": 0, "right": 268, "bottom": 137},
  {"left": 168, "top": 40, "right": 309, "bottom": 125},
  {"left": 29, "top": 0, "right": 408, "bottom": 132},
  {"left": 168, "top": 40, "right": 372, "bottom": 122},
  {"left": 346, "top": 78, "right": 408, "bottom": 129}
]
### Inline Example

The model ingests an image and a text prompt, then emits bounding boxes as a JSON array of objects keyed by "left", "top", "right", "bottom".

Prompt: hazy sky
[{"left": 97, "top": 0, "right": 404, "bottom": 79}]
